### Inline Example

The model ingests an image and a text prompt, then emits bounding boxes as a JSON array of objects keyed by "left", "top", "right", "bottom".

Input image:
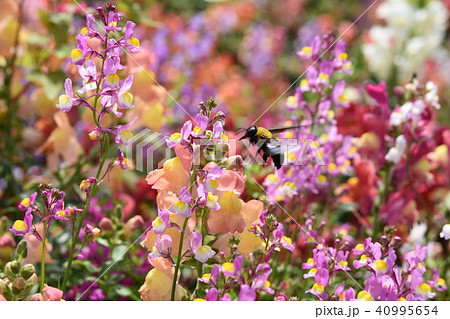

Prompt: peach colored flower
[
  {"left": 139, "top": 257, "right": 186, "bottom": 301},
  {"left": 42, "top": 285, "right": 63, "bottom": 301},
  {"left": 146, "top": 145, "right": 192, "bottom": 193},
  {"left": 141, "top": 216, "right": 195, "bottom": 258},
  {"left": 37, "top": 112, "right": 83, "bottom": 173},
  {"left": 207, "top": 191, "right": 263, "bottom": 234},
  {"left": 203, "top": 163, "right": 246, "bottom": 195}
]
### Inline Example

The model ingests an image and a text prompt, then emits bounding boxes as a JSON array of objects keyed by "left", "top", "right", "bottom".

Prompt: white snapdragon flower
[
  {"left": 363, "top": 0, "right": 449, "bottom": 82},
  {"left": 385, "top": 134, "right": 407, "bottom": 164},
  {"left": 440, "top": 224, "right": 450, "bottom": 240}
]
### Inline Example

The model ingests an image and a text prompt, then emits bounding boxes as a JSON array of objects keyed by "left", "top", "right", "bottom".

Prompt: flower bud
[
  {"left": 20, "top": 264, "right": 35, "bottom": 280},
  {"left": 15, "top": 239, "right": 28, "bottom": 260},
  {"left": 99, "top": 217, "right": 114, "bottom": 231},
  {"left": 0, "top": 281, "right": 12, "bottom": 300},
  {"left": 5, "top": 262, "right": 16, "bottom": 280},
  {"left": 12, "top": 277, "right": 27, "bottom": 290},
  {"left": 28, "top": 273, "right": 38, "bottom": 286},
  {"left": 0, "top": 234, "right": 16, "bottom": 260},
  {"left": 88, "top": 129, "right": 100, "bottom": 141},
  {"left": 123, "top": 215, "right": 144, "bottom": 239},
  {"left": 10, "top": 260, "right": 21, "bottom": 274}
]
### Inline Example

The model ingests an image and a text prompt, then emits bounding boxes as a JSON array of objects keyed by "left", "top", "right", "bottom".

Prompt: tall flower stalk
[{"left": 57, "top": 4, "right": 141, "bottom": 293}]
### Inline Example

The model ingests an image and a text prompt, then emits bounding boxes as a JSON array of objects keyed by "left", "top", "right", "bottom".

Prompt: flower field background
[{"left": 0, "top": 0, "right": 450, "bottom": 301}]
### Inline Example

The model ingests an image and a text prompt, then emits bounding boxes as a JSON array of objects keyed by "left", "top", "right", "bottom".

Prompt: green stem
[
  {"left": 170, "top": 217, "right": 189, "bottom": 301},
  {"left": 61, "top": 134, "right": 110, "bottom": 293},
  {"left": 373, "top": 163, "right": 391, "bottom": 236},
  {"left": 40, "top": 219, "right": 48, "bottom": 293}
]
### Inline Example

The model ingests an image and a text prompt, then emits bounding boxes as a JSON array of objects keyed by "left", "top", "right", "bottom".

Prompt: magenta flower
[
  {"left": 149, "top": 234, "right": 172, "bottom": 259},
  {"left": 190, "top": 232, "right": 215, "bottom": 263},
  {"left": 205, "top": 288, "right": 218, "bottom": 301},
  {"left": 56, "top": 79, "right": 76, "bottom": 112},
  {"left": 123, "top": 21, "right": 140, "bottom": 52},
  {"left": 18, "top": 192, "right": 37, "bottom": 211},
  {"left": 152, "top": 209, "right": 171, "bottom": 234},
  {"left": 172, "top": 187, "right": 192, "bottom": 217},
  {"left": 105, "top": 11, "right": 122, "bottom": 32},
  {"left": 238, "top": 285, "right": 256, "bottom": 301},
  {"left": 10, "top": 209, "right": 33, "bottom": 236},
  {"left": 70, "top": 34, "right": 89, "bottom": 65},
  {"left": 78, "top": 60, "right": 98, "bottom": 93}
]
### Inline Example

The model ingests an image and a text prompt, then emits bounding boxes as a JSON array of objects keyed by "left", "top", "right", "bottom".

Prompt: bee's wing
[
  {"left": 265, "top": 139, "right": 284, "bottom": 169},
  {"left": 268, "top": 125, "right": 306, "bottom": 134}
]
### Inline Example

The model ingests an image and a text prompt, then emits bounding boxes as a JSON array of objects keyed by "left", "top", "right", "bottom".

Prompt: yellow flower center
[
  {"left": 193, "top": 126, "right": 202, "bottom": 135},
  {"left": 70, "top": 48, "right": 84, "bottom": 61},
  {"left": 222, "top": 262, "right": 235, "bottom": 273},
  {"left": 308, "top": 268, "right": 317, "bottom": 276},
  {"left": 338, "top": 261, "right": 348, "bottom": 268},
  {"left": 120, "top": 92, "right": 134, "bottom": 106},
  {"left": 128, "top": 37, "right": 140, "bottom": 47},
  {"left": 174, "top": 200, "right": 186, "bottom": 211},
  {"left": 307, "top": 258, "right": 314, "bottom": 266},
  {"left": 338, "top": 52, "right": 348, "bottom": 60},
  {"left": 281, "top": 236, "right": 292, "bottom": 245},
  {"left": 284, "top": 181, "right": 296, "bottom": 190},
  {"left": 202, "top": 274, "right": 211, "bottom": 280},
  {"left": 284, "top": 131, "right": 294, "bottom": 139},
  {"left": 106, "top": 74, "right": 120, "bottom": 86},
  {"left": 20, "top": 198, "right": 30, "bottom": 207},
  {"left": 80, "top": 27, "right": 88, "bottom": 35},
  {"left": 437, "top": 278, "right": 446, "bottom": 288},
  {"left": 109, "top": 21, "right": 117, "bottom": 27},
  {"left": 286, "top": 96, "right": 298, "bottom": 108},
  {"left": 13, "top": 220, "right": 27, "bottom": 231},
  {"left": 120, "top": 130, "right": 133, "bottom": 142},
  {"left": 328, "top": 163, "right": 337, "bottom": 170},
  {"left": 301, "top": 46, "right": 312, "bottom": 55},
  {"left": 312, "top": 283, "right": 324, "bottom": 294},
  {"left": 265, "top": 281, "right": 271, "bottom": 289},
  {"left": 58, "top": 94, "right": 71, "bottom": 105},
  {"left": 300, "top": 79, "right": 309, "bottom": 87},
  {"left": 80, "top": 180, "right": 90, "bottom": 190},
  {"left": 318, "top": 73, "right": 329, "bottom": 82},
  {"left": 266, "top": 174, "right": 278, "bottom": 184},
  {"left": 287, "top": 153, "right": 296, "bottom": 162},
  {"left": 374, "top": 260, "right": 387, "bottom": 273},
  {"left": 338, "top": 94, "right": 348, "bottom": 103},
  {"left": 57, "top": 210, "right": 66, "bottom": 218},
  {"left": 355, "top": 243, "right": 364, "bottom": 251},
  {"left": 417, "top": 283, "right": 431, "bottom": 295},
  {"left": 316, "top": 175, "right": 327, "bottom": 184},
  {"left": 357, "top": 291, "right": 372, "bottom": 301},
  {"left": 170, "top": 132, "right": 181, "bottom": 141},
  {"left": 207, "top": 192, "right": 218, "bottom": 203}
]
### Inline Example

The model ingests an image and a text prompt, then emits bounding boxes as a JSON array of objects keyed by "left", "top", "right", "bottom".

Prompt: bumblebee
[{"left": 238, "top": 125, "right": 300, "bottom": 170}]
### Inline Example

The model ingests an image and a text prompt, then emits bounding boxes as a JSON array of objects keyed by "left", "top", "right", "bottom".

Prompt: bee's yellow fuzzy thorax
[{"left": 257, "top": 127, "right": 273, "bottom": 139}]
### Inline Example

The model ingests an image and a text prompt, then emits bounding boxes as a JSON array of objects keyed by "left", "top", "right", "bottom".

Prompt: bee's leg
[
  {"left": 262, "top": 153, "right": 269, "bottom": 166},
  {"left": 256, "top": 141, "right": 266, "bottom": 155}
]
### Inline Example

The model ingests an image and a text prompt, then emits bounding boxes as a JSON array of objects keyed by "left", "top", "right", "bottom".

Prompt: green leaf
[{"left": 111, "top": 244, "right": 129, "bottom": 262}]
